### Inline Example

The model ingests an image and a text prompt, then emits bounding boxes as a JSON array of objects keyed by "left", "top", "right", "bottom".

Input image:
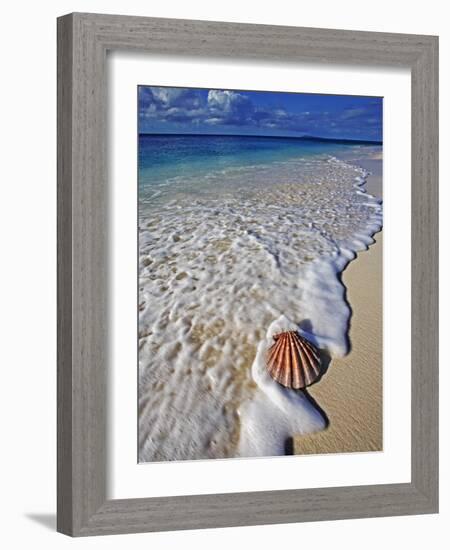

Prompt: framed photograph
[{"left": 57, "top": 13, "right": 438, "bottom": 536}]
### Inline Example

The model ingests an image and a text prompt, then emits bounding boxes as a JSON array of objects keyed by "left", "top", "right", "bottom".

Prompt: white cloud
[
  {"left": 208, "top": 90, "right": 240, "bottom": 111},
  {"left": 151, "top": 88, "right": 185, "bottom": 105}
]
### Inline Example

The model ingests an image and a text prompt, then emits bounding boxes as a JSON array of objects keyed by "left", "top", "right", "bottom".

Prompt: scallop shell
[{"left": 266, "top": 331, "right": 322, "bottom": 389}]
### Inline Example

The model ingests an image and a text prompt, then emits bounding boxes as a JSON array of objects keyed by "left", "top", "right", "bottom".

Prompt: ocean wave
[{"left": 138, "top": 155, "right": 382, "bottom": 462}]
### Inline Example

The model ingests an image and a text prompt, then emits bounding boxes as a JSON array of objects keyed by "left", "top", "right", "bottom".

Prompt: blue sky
[{"left": 138, "top": 86, "right": 382, "bottom": 141}]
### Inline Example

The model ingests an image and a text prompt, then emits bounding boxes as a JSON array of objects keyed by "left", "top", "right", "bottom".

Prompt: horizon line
[{"left": 138, "top": 132, "right": 382, "bottom": 145}]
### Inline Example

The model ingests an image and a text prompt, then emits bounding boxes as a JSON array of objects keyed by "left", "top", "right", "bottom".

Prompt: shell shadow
[
  {"left": 284, "top": 436, "right": 295, "bottom": 455},
  {"left": 284, "top": 386, "right": 330, "bottom": 454},
  {"left": 300, "top": 390, "right": 330, "bottom": 429},
  {"left": 283, "top": 387, "right": 330, "bottom": 456},
  {"left": 279, "top": 320, "right": 332, "bottom": 454},
  {"left": 297, "top": 319, "right": 332, "bottom": 383}
]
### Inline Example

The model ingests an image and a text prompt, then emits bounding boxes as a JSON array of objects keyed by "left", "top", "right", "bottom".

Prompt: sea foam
[{"left": 138, "top": 155, "right": 382, "bottom": 462}]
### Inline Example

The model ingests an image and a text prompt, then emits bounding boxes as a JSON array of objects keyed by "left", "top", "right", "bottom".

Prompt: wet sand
[{"left": 294, "top": 158, "right": 383, "bottom": 455}]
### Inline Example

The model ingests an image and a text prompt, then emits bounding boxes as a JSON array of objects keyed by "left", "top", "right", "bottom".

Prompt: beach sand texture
[{"left": 294, "top": 158, "right": 382, "bottom": 455}]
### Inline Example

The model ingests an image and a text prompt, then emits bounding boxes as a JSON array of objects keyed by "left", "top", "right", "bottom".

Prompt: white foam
[
  {"left": 238, "top": 315, "right": 327, "bottom": 457},
  {"left": 138, "top": 154, "right": 382, "bottom": 462}
]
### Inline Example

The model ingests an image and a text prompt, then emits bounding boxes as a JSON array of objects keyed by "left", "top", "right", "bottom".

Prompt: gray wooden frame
[{"left": 57, "top": 12, "right": 439, "bottom": 537}]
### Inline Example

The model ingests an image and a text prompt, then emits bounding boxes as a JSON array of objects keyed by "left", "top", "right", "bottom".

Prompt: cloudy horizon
[{"left": 138, "top": 86, "right": 382, "bottom": 141}]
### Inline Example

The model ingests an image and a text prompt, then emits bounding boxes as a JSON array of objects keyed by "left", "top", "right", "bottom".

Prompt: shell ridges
[{"left": 266, "top": 331, "right": 322, "bottom": 389}]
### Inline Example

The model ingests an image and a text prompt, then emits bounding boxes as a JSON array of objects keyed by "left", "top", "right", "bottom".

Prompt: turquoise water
[{"left": 138, "top": 134, "right": 378, "bottom": 204}]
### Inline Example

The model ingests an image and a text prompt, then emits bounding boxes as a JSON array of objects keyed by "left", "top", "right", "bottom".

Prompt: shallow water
[{"left": 138, "top": 136, "right": 382, "bottom": 462}]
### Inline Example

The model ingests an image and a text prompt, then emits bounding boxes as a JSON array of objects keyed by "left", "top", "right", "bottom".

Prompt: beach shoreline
[
  {"left": 138, "top": 142, "right": 383, "bottom": 462},
  {"left": 294, "top": 157, "right": 383, "bottom": 455}
]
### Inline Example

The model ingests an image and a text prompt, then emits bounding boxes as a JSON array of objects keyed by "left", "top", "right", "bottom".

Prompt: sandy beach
[
  {"left": 139, "top": 132, "right": 384, "bottom": 462},
  {"left": 294, "top": 157, "right": 383, "bottom": 455}
]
